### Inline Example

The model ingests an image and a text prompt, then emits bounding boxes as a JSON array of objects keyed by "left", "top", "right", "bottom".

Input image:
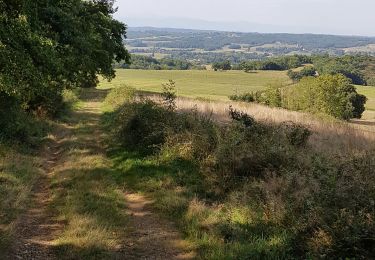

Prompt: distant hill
[{"left": 125, "top": 27, "right": 375, "bottom": 64}]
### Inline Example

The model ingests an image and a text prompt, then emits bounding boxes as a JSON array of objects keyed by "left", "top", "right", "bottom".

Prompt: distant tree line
[
  {"left": 240, "top": 54, "right": 375, "bottom": 86},
  {"left": 212, "top": 61, "right": 232, "bottom": 71},
  {"left": 128, "top": 29, "right": 375, "bottom": 52},
  {"left": 287, "top": 66, "right": 317, "bottom": 82},
  {"left": 240, "top": 55, "right": 312, "bottom": 71},
  {"left": 121, "top": 55, "right": 205, "bottom": 70},
  {"left": 311, "top": 55, "right": 375, "bottom": 85}
]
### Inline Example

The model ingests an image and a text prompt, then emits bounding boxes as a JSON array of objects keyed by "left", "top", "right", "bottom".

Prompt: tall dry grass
[{"left": 144, "top": 94, "right": 375, "bottom": 154}]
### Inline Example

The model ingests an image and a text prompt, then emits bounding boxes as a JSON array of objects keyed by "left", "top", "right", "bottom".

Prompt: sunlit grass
[
  {"left": 0, "top": 145, "right": 43, "bottom": 251},
  {"left": 99, "top": 69, "right": 291, "bottom": 100},
  {"left": 356, "top": 85, "right": 375, "bottom": 111},
  {"left": 49, "top": 94, "right": 130, "bottom": 258}
]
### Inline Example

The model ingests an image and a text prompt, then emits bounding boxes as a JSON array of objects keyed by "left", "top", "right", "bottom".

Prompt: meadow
[
  {"left": 100, "top": 69, "right": 375, "bottom": 112},
  {"left": 357, "top": 85, "right": 375, "bottom": 111},
  {"left": 99, "top": 69, "right": 291, "bottom": 100}
]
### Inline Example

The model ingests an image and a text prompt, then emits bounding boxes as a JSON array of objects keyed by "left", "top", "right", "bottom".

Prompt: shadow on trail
[
  {"left": 48, "top": 88, "right": 196, "bottom": 259},
  {"left": 78, "top": 88, "right": 110, "bottom": 102},
  {"left": 45, "top": 88, "right": 132, "bottom": 259}
]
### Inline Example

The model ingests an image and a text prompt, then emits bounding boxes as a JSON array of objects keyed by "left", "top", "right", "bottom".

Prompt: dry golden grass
[
  {"left": 145, "top": 94, "right": 375, "bottom": 154},
  {"left": 0, "top": 145, "right": 43, "bottom": 251}
]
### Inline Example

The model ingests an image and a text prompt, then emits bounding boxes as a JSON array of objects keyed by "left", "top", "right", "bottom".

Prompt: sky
[{"left": 113, "top": 0, "right": 375, "bottom": 36}]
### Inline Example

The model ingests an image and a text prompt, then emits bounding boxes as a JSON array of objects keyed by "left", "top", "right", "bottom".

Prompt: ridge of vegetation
[{"left": 103, "top": 85, "right": 375, "bottom": 259}]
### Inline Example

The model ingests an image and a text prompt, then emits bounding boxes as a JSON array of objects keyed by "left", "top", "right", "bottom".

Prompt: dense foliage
[
  {"left": 120, "top": 55, "right": 204, "bottom": 70},
  {"left": 128, "top": 28, "right": 375, "bottom": 52},
  {"left": 287, "top": 66, "right": 317, "bottom": 82},
  {"left": 244, "top": 54, "right": 375, "bottom": 86},
  {"left": 312, "top": 55, "right": 375, "bottom": 85},
  {"left": 286, "top": 75, "right": 367, "bottom": 119},
  {"left": 241, "top": 55, "right": 312, "bottom": 71},
  {"left": 0, "top": 0, "right": 129, "bottom": 141},
  {"left": 212, "top": 60, "right": 232, "bottom": 71},
  {"left": 231, "top": 75, "right": 367, "bottom": 120}
]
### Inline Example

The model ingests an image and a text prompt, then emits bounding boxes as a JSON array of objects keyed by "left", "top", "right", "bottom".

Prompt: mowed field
[
  {"left": 99, "top": 69, "right": 375, "bottom": 115},
  {"left": 356, "top": 86, "right": 375, "bottom": 119},
  {"left": 99, "top": 69, "right": 291, "bottom": 100}
]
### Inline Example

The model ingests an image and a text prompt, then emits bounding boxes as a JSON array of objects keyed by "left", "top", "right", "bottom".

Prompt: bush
[
  {"left": 0, "top": 93, "right": 46, "bottom": 145},
  {"left": 286, "top": 74, "right": 367, "bottom": 120},
  {"left": 261, "top": 87, "right": 282, "bottom": 107},
  {"left": 114, "top": 100, "right": 171, "bottom": 153},
  {"left": 367, "top": 77, "right": 375, "bottom": 86},
  {"left": 229, "top": 106, "right": 255, "bottom": 128},
  {"left": 287, "top": 66, "right": 316, "bottom": 82},
  {"left": 282, "top": 122, "right": 311, "bottom": 147},
  {"left": 159, "top": 113, "right": 218, "bottom": 162},
  {"left": 212, "top": 61, "right": 232, "bottom": 71},
  {"left": 230, "top": 85, "right": 282, "bottom": 108},
  {"left": 229, "top": 92, "right": 255, "bottom": 103},
  {"left": 290, "top": 152, "right": 375, "bottom": 258},
  {"left": 161, "top": 80, "right": 177, "bottom": 111}
]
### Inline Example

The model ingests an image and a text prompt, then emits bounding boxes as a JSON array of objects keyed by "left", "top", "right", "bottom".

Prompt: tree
[
  {"left": 287, "top": 74, "right": 367, "bottom": 120},
  {"left": 288, "top": 66, "right": 317, "bottom": 82},
  {"left": 0, "top": 0, "right": 129, "bottom": 109},
  {"left": 0, "top": 0, "right": 130, "bottom": 139},
  {"left": 212, "top": 60, "right": 231, "bottom": 71}
]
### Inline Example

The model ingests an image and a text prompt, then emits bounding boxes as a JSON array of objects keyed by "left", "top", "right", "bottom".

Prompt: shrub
[
  {"left": 161, "top": 80, "right": 177, "bottom": 111},
  {"left": 159, "top": 114, "right": 218, "bottom": 162},
  {"left": 262, "top": 87, "right": 282, "bottom": 107},
  {"left": 367, "top": 77, "right": 375, "bottom": 86},
  {"left": 291, "top": 152, "right": 375, "bottom": 258},
  {"left": 229, "top": 106, "right": 255, "bottom": 128},
  {"left": 282, "top": 122, "right": 311, "bottom": 147},
  {"left": 230, "top": 86, "right": 282, "bottom": 108},
  {"left": 114, "top": 100, "right": 171, "bottom": 153},
  {"left": 0, "top": 92, "right": 46, "bottom": 145},
  {"left": 229, "top": 92, "right": 255, "bottom": 103},
  {"left": 286, "top": 74, "right": 367, "bottom": 120},
  {"left": 287, "top": 66, "right": 317, "bottom": 82}
]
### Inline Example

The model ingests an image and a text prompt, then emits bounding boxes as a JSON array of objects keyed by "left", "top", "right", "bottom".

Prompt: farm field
[
  {"left": 99, "top": 69, "right": 375, "bottom": 113},
  {"left": 356, "top": 86, "right": 375, "bottom": 120},
  {"left": 357, "top": 85, "right": 375, "bottom": 111},
  {"left": 99, "top": 69, "right": 291, "bottom": 100}
]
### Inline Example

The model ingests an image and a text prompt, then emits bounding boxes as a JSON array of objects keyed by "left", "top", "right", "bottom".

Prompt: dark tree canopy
[{"left": 0, "top": 0, "right": 130, "bottom": 114}]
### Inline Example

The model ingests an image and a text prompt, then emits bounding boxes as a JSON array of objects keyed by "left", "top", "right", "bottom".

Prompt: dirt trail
[
  {"left": 7, "top": 89, "right": 194, "bottom": 259},
  {"left": 83, "top": 91, "right": 195, "bottom": 259},
  {"left": 122, "top": 193, "right": 195, "bottom": 259},
  {"left": 6, "top": 133, "right": 65, "bottom": 259}
]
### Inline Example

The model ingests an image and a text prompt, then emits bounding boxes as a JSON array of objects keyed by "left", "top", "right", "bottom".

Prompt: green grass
[
  {"left": 356, "top": 85, "right": 375, "bottom": 111},
  {"left": 50, "top": 89, "right": 130, "bottom": 259},
  {"left": 107, "top": 147, "right": 293, "bottom": 259},
  {"left": 0, "top": 145, "right": 43, "bottom": 252},
  {"left": 99, "top": 69, "right": 375, "bottom": 112},
  {"left": 99, "top": 69, "right": 291, "bottom": 100}
]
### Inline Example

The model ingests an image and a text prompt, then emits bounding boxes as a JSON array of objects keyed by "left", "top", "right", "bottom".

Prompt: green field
[
  {"left": 357, "top": 86, "right": 375, "bottom": 111},
  {"left": 99, "top": 69, "right": 291, "bottom": 100},
  {"left": 100, "top": 69, "right": 375, "bottom": 111}
]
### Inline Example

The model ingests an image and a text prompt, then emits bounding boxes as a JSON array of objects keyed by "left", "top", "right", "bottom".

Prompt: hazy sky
[{"left": 114, "top": 0, "right": 375, "bottom": 36}]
